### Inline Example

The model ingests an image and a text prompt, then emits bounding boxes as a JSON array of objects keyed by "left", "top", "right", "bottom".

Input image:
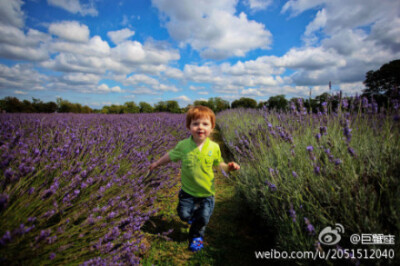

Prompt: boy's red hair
[{"left": 186, "top": 106, "right": 216, "bottom": 129}]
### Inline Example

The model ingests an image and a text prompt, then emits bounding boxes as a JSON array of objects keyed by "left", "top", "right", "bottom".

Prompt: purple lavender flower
[
  {"left": 292, "top": 171, "right": 298, "bottom": 178},
  {"left": 306, "top": 146, "right": 314, "bottom": 152},
  {"left": 362, "top": 97, "right": 369, "bottom": 108},
  {"left": 315, "top": 133, "right": 321, "bottom": 141},
  {"left": 342, "top": 99, "right": 349, "bottom": 109},
  {"left": 392, "top": 99, "right": 399, "bottom": 110},
  {"left": 4, "top": 168, "right": 14, "bottom": 179},
  {"left": 49, "top": 253, "right": 56, "bottom": 260},
  {"left": 334, "top": 159, "right": 342, "bottom": 165},
  {"left": 0, "top": 231, "right": 12, "bottom": 246},
  {"left": 269, "top": 168, "right": 275, "bottom": 176},
  {"left": 343, "top": 126, "right": 352, "bottom": 143},
  {"left": 314, "top": 166, "right": 321, "bottom": 175},
  {"left": 289, "top": 204, "right": 296, "bottom": 222},
  {"left": 348, "top": 146, "right": 357, "bottom": 157},
  {"left": 304, "top": 217, "right": 315, "bottom": 235},
  {"left": 265, "top": 180, "right": 277, "bottom": 192}
]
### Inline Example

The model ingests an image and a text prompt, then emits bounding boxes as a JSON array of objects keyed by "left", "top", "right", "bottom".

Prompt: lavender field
[
  {"left": 218, "top": 97, "right": 400, "bottom": 263},
  {"left": 1, "top": 98, "right": 399, "bottom": 264},
  {"left": 0, "top": 113, "right": 188, "bottom": 264}
]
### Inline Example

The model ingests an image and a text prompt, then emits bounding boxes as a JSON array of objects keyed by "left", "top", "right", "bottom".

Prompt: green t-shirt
[{"left": 168, "top": 136, "right": 224, "bottom": 197}]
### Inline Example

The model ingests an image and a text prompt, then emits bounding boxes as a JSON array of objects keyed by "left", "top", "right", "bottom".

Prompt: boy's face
[{"left": 189, "top": 116, "right": 213, "bottom": 144}]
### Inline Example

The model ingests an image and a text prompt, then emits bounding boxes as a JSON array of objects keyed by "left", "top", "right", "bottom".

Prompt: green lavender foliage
[{"left": 217, "top": 99, "right": 400, "bottom": 258}]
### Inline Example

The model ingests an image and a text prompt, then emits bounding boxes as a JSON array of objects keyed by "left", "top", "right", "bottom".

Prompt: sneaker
[{"left": 189, "top": 237, "right": 204, "bottom": 252}]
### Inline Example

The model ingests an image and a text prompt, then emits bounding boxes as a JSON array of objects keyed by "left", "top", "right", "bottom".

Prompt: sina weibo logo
[{"left": 318, "top": 223, "right": 344, "bottom": 245}]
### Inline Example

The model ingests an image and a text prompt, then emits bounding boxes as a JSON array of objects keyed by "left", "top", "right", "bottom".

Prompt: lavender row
[
  {"left": 217, "top": 97, "right": 400, "bottom": 264},
  {"left": 0, "top": 113, "right": 187, "bottom": 265}
]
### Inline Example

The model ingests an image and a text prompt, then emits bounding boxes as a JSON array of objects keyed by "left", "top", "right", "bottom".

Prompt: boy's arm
[
  {"left": 219, "top": 161, "right": 240, "bottom": 172},
  {"left": 149, "top": 152, "right": 171, "bottom": 171}
]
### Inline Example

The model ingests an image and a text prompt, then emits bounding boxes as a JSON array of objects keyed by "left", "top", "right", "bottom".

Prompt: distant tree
[
  {"left": 22, "top": 99, "right": 35, "bottom": 112},
  {"left": 363, "top": 59, "right": 400, "bottom": 98},
  {"left": 315, "top": 93, "right": 330, "bottom": 104},
  {"left": 154, "top": 100, "right": 181, "bottom": 113},
  {"left": 108, "top": 104, "right": 124, "bottom": 114},
  {"left": 193, "top": 100, "right": 210, "bottom": 109},
  {"left": 154, "top": 101, "right": 168, "bottom": 112},
  {"left": 0, "top": 97, "right": 24, "bottom": 112},
  {"left": 166, "top": 100, "right": 181, "bottom": 113},
  {"left": 81, "top": 105, "right": 92, "bottom": 113},
  {"left": 304, "top": 98, "right": 318, "bottom": 113},
  {"left": 101, "top": 106, "right": 110, "bottom": 114},
  {"left": 123, "top": 101, "right": 140, "bottom": 113},
  {"left": 208, "top": 97, "right": 230, "bottom": 112},
  {"left": 257, "top": 101, "right": 268, "bottom": 109},
  {"left": 267, "top": 95, "right": 288, "bottom": 111},
  {"left": 57, "top": 98, "right": 72, "bottom": 113},
  {"left": 231, "top": 97, "right": 257, "bottom": 109},
  {"left": 139, "top": 102, "right": 154, "bottom": 113},
  {"left": 313, "top": 92, "right": 340, "bottom": 112}
]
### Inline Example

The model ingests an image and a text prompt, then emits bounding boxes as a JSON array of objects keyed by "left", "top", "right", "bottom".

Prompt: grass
[{"left": 141, "top": 129, "right": 277, "bottom": 265}]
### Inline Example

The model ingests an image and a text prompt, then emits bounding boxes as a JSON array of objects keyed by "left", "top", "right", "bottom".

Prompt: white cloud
[
  {"left": 14, "top": 90, "right": 27, "bottom": 95},
  {"left": 61, "top": 73, "right": 101, "bottom": 85},
  {"left": 368, "top": 17, "right": 400, "bottom": 53},
  {"left": 283, "top": 0, "right": 400, "bottom": 37},
  {"left": 49, "top": 21, "right": 90, "bottom": 43},
  {"left": 47, "top": 0, "right": 98, "bottom": 16},
  {"left": 152, "top": 0, "right": 272, "bottom": 59},
  {"left": 0, "top": 25, "right": 50, "bottom": 61},
  {"left": 240, "top": 88, "right": 263, "bottom": 97},
  {"left": 125, "top": 74, "right": 159, "bottom": 86},
  {"left": 338, "top": 82, "right": 365, "bottom": 95},
  {"left": 164, "top": 67, "right": 184, "bottom": 79},
  {"left": 107, "top": 28, "right": 135, "bottom": 45},
  {"left": 221, "top": 57, "right": 284, "bottom": 76},
  {"left": 276, "top": 47, "right": 346, "bottom": 70},
  {"left": 0, "top": 43, "right": 49, "bottom": 61},
  {"left": 277, "top": 0, "right": 400, "bottom": 87},
  {"left": 50, "top": 35, "right": 110, "bottom": 56},
  {"left": 41, "top": 53, "right": 107, "bottom": 74},
  {"left": 96, "top": 84, "right": 123, "bottom": 93},
  {"left": 245, "top": 0, "right": 273, "bottom": 11},
  {"left": 111, "top": 41, "right": 146, "bottom": 63},
  {"left": 154, "top": 83, "right": 179, "bottom": 92},
  {"left": 0, "top": 63, "right": 47, "bottom": 90},
  {"left": 189, "top": 85, "right": 205, "bottom": 91},
  {"left": 0, "top": 0, "right": 24, "bottom": 28},
  {"left": 174, "top": 95, "right": 191, "bottom": 102},
  {"left": 132, "top": 87, "right": 159, "bottom": 95}
]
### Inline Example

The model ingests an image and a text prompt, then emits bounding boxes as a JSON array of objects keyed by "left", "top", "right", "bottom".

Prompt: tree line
[{"left": 1, "top": 59, "right": 398, "bottom": 114}]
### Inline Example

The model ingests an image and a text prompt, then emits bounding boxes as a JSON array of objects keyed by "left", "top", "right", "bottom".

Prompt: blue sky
[{"left": 1, "top": 0, "right": 399, "bottom": 109}]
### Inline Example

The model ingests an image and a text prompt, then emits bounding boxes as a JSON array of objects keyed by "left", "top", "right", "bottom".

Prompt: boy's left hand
[{"left": 228, "top": 162, "right": 240, "bottom": 171}]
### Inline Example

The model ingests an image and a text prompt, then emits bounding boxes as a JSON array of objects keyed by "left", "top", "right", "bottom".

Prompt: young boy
[{"left": 149, "top": 105, "right": 240, "bottom": 252}]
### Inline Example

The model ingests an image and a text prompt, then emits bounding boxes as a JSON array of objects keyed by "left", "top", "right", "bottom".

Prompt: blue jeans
[{"left": 177, "top": 189, "right": 215, "bottom": 240}]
